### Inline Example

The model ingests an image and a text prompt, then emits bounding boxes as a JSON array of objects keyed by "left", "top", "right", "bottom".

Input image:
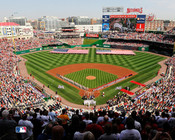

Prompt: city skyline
[{"left": 0, "top": 0, "right": 175, "bottom": 21}]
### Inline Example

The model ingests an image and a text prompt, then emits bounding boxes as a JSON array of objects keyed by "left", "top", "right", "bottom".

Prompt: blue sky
[{"left": 0, "top": 0, "right": 175, "bottom": 20}]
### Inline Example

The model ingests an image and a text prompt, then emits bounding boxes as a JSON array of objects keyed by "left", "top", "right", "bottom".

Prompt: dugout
[{"left": 42, "top": 44, "right": 64, "bottom": 50}]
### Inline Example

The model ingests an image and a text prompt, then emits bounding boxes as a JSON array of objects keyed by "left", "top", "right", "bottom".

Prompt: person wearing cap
[
  {"left": 120, "top": 117, "right": 141, "bottom": 140},
  {"left": 0, "top": 110, "right": 18, "bottom": 140},
  {"left": 18, "top": 113, "right": 33, "bottom": 140}
]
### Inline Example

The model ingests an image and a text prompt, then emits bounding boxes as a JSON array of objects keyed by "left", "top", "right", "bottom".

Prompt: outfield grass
[
  {"left": 83, "top": 38, "right": 99, "bottom": 45},
  {"left": 65, "top": 69, "right": 118, "bottom": 88},
  {"left": 22, "top": 48, "right": 166, "bottom": 105}
]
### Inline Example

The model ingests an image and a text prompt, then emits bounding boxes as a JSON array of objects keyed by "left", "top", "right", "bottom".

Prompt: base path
[{"left": 47, "top": 63, "right": 137, "bottom": 78}]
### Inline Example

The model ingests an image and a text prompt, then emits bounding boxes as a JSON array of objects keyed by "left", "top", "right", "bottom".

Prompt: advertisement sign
[
  {"left": 40, "top": 21, "right": 45, "bottom": 29},
  {"left": 102, "top": 15, "right": 110, "bottom": 23},
  {"left": 137, "top": 15, "right": 146, "bottom": 23},
  {"left": 110, "top": 15, "right": 137, "bottom": 18},
  {"left": 103, "top": 44, "right": 111, "bottom": 48},
  {"left": 3, "top": 28, "right": 7, "bottom": 35},
  {"left": 127, "top": 8, "right": 143, "bottom": 13},
  {"left": 136, "top": 23, "right": 145, "bottom": 32},
  {"left": 102, "top": 23, "right": 109, "bottom": 31},
  {"left": 22, "top": 28, "right": 31, "bottom": 35},
  {"left": 103, "top": 7, "right": 124, "bottom": 13},
  {"left": 147, "top": 14, "right": 155, "bottom": 21},
  {"left": 86, "top": 34, "right": 99, "bottom": 38},
  {"left": 12, "top": 27, "right": 16, "bottom": 35}
]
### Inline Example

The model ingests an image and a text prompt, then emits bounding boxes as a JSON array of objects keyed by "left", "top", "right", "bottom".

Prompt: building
[
  {"left": 68, "top": 16, "right": 91, "bottom": 25},
  {"left": 38, "top": 16, "right": 69, "bottom": 31},
  {"left": 28, "top": 20, "right": 38, "bottom": 30},
  {"left": 8, "top": 16, "right": 27, "bottom": 26},
  {"left": 68, "top": 16, "right": 102, "bottom": 25},
  {"left": 0, "top": 22, "right": 33, "bottom": 39},
  {"left": 17, "top": 23, "right": 34, "bottom": 39},
  {"left": 0, "top": 22, "right": 19, "bottom": 38},
  {"left": 75, "top": 25, "right": 102, "bottom": 33}
]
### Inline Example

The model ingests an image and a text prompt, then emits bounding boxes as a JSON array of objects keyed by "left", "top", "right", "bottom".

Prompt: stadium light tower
[{"left": 10, "top": 12, "right": 18, "bottom": 55}]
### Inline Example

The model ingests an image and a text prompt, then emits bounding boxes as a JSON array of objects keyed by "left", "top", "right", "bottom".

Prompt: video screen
[{"left": 109, "top": 17, "right": 137, "bottom": 32}]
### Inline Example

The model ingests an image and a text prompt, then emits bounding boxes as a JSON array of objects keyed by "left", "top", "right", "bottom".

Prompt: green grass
[
  {"left": 22, "top": 48, "right": 166, "bottom": 105},
  {"left": 83, "top": 38, "right": 99, "bottom": 45},
  {"left": 65, "top": 69, "right": 118, "bottom": 88}
]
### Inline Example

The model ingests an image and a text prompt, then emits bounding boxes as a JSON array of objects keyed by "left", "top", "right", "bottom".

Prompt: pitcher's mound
[{"left": 86, "top": 76, "right": 96, "bottom": 80}]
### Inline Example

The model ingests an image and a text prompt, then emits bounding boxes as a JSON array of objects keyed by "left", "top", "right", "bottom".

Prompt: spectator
[
  {"left": 98, "top": 123, "right": 118, "bottom": 140},
  {"left": 18, "top": 113, "right": 34, "bottom": 140},
  {"left": 73, "top": 121, "right": 90, "bottom": 140},
  {"left": 0, "top": 110, "right": 17, "bottom": 140},
  {"left": 120, "top": 117, "right": 141, "bottom": 140},
  {"left": 52, "top": 124, "right": 64, "bottom": 140}
]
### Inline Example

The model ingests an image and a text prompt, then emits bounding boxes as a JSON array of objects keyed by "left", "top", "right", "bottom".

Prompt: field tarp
[
  {"left": 120, "top": 89, "right": 135, "bottom": 96},
  {"left": 69, "top": 44, "right": 92, "bottom": 48}
]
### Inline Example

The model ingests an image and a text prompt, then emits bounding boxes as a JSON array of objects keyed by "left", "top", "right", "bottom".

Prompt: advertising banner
[
  {"left": 103, "top": 7, "right": 124, "bottom": 13},
  {"left": 3, "top": 28, "right": 7, "bottom": 35},
  {"left": 102, "top": 23, "right": 110, "bottom": 31},
  {"left": 102, "top": 15, "right": 110, "bottom": 23},
  {"left": 127, "top": 8, "right": 143, "bottom": 13},
  {"left": 86, "top": 34, "right": 99, "bottom": 38},
  {"left": 136, "top": 23, "right": 145, "bottom": 32},
  {"left": 14, "top": 48, "right": 43, "bottom": 55},
  {"left": 110, "top": 15, "right": 137, "bottom": 18},
  {"left": 12, "top": 27, "right": 16, "bottom": 35},
  {"left": 103, "top": 44, "right": 111, "bottom": 48},
  {"left": 137, "top": 15, "right": 146, "bottom": 24}
]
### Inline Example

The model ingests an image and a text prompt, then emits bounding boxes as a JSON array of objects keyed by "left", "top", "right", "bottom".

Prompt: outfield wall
[{"left": 14, "top": 47, "right": 43, "bottom": 55}]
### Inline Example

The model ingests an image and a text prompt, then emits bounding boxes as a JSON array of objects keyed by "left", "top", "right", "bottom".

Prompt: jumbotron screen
[{"left": 109, "top": 15, "right": 137, "bottom": 32}]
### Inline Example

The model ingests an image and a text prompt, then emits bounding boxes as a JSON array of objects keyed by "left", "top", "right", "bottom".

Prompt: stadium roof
[{"left": 0, "top": 22, "right": 20, "bottom": 26}]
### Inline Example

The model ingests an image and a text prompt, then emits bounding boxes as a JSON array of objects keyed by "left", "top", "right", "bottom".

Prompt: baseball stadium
[{"left": 0, "top": 5, "right": 175, "bottom": 140}]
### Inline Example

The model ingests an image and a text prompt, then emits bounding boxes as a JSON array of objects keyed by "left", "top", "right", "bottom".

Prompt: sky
[{"left": 0, "top": 0, "right": 175, "bottom": 21}]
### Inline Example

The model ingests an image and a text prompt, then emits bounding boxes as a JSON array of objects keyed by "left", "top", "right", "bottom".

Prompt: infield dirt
[{"left": 47, "top": 63, "right": 137, "bottom": 78}]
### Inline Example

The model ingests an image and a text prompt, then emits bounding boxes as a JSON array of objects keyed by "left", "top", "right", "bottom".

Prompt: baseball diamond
[{"left": 22, "top": 48, "right": 166, "bottom": 105}]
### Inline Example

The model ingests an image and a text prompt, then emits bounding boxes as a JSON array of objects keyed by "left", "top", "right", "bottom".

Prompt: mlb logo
[{"left": 16, "top": 126, "right": 27, "bottom": 133}]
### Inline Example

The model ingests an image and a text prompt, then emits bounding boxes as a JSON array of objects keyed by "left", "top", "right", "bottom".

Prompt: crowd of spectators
[
  {"left": 0, "top": 34, "right": 175, "bottom": 140},
  {"left": 109, "top": 32, "right": 174, "bottom": 44},
  {"left": 103, "top": 41, "right": 149, "bottom": 48},
  {"left": 1, "top": 104, "right": 175, "bottom": 140},
  {"left": 107, "top": 55, "right": 175, "bottom": 116},
  {"left": 0, "top": 39, "right": 47, "bottom": 110},
  {"left": 0, "top": 38, "right": 62, "bottom": 52},
  {"left": 165, "top": 27, "right": 175, "bottom": 35}
]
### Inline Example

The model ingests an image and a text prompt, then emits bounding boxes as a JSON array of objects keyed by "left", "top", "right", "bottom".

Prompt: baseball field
[{"left": 22, "top": 48, "right": 166, "bottom": 105}]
